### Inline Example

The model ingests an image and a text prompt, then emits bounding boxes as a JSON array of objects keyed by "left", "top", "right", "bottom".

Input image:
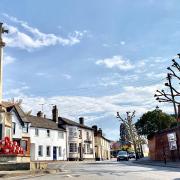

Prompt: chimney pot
[{"left": 79, "top": 117, "right": 84, "bottom": 125}]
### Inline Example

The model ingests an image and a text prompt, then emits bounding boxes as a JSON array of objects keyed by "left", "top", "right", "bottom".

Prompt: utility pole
[
  {"left": 0, "top": 23, "right": 8, "bottom": 104},
  {"left": 167, "top": 73, "right": 178, "bottom": 118}
]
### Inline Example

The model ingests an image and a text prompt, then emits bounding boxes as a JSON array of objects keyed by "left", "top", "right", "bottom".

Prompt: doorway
[{"left": 53, "top": 146, "right": 57, "bottom": 160}]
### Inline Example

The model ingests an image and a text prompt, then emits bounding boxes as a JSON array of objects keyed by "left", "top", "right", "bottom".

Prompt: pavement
[
  {"left": 133, "top": 157, "right": 180, "bottom": 168},
  {"left": 0, "top": 169, "right": 61, "bottom": 179}
]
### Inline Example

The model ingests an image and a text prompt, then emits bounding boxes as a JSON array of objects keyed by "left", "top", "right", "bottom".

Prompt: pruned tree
[
  {"left": 154, "top": 57, "right": 180, "bottom": 118},
  {"left": 116, "top": 111, "right": 143, "bottom": 159}
]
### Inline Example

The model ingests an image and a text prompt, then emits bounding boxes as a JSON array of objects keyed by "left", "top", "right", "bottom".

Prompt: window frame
[
  {"left": 12, "top": 122, "right": 16, "bottom": 135},
  {"left": 22, "top": 123, "right": 29, "bottom": 133},
  {"left": 38, "top": 145, "right": 43, "bottom": 157},
  {"left": 35, "top": 128, "right": 39, "bottom": 136},
  {"left": 58, "top": 131, "right": 64, "bottom": 139},
  {"left": 46, "top": 146, "right": 51, "bottom": 157},
  {"left": 69, "top": 143, "right": 77, "bottom": 153}
]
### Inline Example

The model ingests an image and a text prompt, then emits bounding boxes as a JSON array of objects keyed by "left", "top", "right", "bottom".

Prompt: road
[{"left": 9, "top": 159, "right": 180, "bottom": 180}]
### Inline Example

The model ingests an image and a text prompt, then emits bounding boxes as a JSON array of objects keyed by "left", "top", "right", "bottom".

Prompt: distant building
[
  {"left": 92, "top": 125, "right": 111, "bottom": 161},
  {"left": 58, "top": 116, "right": 95, "bottom": 161}
]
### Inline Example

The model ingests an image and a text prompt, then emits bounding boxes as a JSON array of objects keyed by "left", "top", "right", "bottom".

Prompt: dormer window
[{"left": 22, "top": 123, "right": 29, "bottom": 133}]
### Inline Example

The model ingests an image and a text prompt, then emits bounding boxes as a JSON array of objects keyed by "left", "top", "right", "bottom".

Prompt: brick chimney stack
[
  {"left": 52, "top": 105, "right": 58, "bottom": 123},
  {"left": 79, "top": 117, "right": 84, "bottom": 125},
  {"left": 37, "top": 111, "right": 43, "bottom": 117}
]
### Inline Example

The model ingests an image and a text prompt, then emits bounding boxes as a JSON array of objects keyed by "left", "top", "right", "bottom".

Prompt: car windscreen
[{"left": 118, "top": 151, "right": 127, "bottom": 155}]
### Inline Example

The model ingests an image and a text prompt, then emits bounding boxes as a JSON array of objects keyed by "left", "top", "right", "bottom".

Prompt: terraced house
[
  {"left": 92, "top": 125, "right": 111, "bottom": 161},
  {"left": 58, "top": 116, "right": 95, "bottom": 161}
]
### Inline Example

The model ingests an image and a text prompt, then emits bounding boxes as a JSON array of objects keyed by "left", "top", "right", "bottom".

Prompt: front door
[
  {"left": 79, "top": 143, "right": 82, "bottom": 159},
  {"left": 53, "top": 146, "right": 57, "bottom": 160},
  {"left": 0, "top": 124, "right": 2, "bottom": 140}
]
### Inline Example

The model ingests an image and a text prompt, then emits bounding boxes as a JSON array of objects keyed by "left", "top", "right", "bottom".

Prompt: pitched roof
[
  {"left": 27, "top": 115, "right": 65, "bottom": 131},
  {"left": 2, "top": 102, "right": 30, "bottom": 124},
  {"left": 58, "top": 117, "right": 94, "bottom": 130}
]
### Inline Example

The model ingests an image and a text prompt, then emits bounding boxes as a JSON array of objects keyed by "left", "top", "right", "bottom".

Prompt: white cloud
[
  {"left": 4, "top": 55, "right": 16, "bottom": 65},
  {"left": 36, "top": 72, "right": 47, "bottom": 76},
  {"left": 9, "top": 83, "right": 173, "bottom": 121},
  {"left": 95, "top": 55, "right": 135, "bottom": 70},
  {"left": 120, "top": 41, "right": 125, "bottom": 45},
  {"left": 62, "top": 74, "right": 72, "bottom": 80},
  {"left": 3, "top": 14, "right": 86, "bottom": 51}
]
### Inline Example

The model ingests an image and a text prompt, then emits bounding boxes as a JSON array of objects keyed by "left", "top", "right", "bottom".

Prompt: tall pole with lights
[{"left": 0, "top": 23, "right": 8, "bottom": 104}]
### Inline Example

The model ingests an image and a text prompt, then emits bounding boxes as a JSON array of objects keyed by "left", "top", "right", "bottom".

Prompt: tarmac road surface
[{"left": 8, "top": 159, "right": 180, "bottom": 180}]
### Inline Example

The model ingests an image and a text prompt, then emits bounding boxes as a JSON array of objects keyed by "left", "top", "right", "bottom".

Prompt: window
[
  {"left": 12, "top": 122, "right": 16, "bottom": 134},
  {"left": 22, "top": 123, "right": 29, "bottom": 133},
  {"left": 86, "top": 132, "right": 89, "bottom": 139},
  {"left": 38, "top": 145, "right": 43, "bottom": 156},
  {"left": 79, "top": 130, "right": 82, "bottom": 139},
  {"left": 69, "top": 143, "right": 77, "bottom": 153},
  {"left": 59, "top": 146, "right": 62, "bottom": 157},
  {"left": 21, "top": 140, "right": 27, "bottom": 152},
  {"left": 46, "top": 146, "right": 51, "bottom": 157},
  {"left": 58, "top": 131, "right": 64, "bottom": 139},
  {"left": 84, "top": 144, "right": 91, "bottom": 154},
  {"left": 69, "top": 127, "right": 78, "bottom": 138},
  {"left": 47, "top": 129, "right": 50, "bottom": 137},
  {"left": 35, "top": 128, "right": 39, "bottom": 136},
  {"left": 86, "top": 144, "right": 90, "bottom": 154}
]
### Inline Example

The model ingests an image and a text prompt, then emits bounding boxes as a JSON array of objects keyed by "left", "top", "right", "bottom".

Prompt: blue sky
[{"left": 0, "top": 0, "right": 180, "bottom": 140}]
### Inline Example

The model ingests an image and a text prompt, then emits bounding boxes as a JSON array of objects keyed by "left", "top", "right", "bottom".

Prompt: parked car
[
  {"left": 128, "top": 152, "right": 136, "bottom": 159},
  {"left": 117, "top": 151, "right": 129, "bottom": 161}
]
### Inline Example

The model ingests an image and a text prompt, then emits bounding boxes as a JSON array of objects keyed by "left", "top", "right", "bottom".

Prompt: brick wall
[{"left": 148, "top": 126, "right": 180, "bottom": 161}]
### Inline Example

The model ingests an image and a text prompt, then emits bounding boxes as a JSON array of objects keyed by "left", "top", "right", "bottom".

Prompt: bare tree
[
  {"left": 116, "top": 111, "right": 141, "bottom": 159},
  {"left": 154, "top": 57, "right": 180, "bottom": 119}
]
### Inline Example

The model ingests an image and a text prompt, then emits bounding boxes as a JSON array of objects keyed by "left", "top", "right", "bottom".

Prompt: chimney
[
  {"left": 98, "top": 128, "right": 102, "bottom": 136},
  {"left": 92, "top": 125, "right": 98, "bottom": 132},
  {"left": 79, "top": 117, "right": 84, "bottom": 125},
  {"left": 52, "top": 105, "right": 58, "bottom": 123},
  {"left": 37, "top": 111, "right": 43, "bottom": 117},
  {"left": 178, "top": 105, "right": 180, "bottom": 122},
  {"left": 92, "top": 125, "right": 98, "bottom": 136}
]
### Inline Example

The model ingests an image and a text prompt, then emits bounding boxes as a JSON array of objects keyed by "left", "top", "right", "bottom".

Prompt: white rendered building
[{"left": 58, "top": 117, "right": 95, "bottom": 161}]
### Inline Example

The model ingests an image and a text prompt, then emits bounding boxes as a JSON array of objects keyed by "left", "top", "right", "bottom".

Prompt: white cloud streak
[
  {"left": 96, "top": 55, "right": 135, "bottom": 70},
  {"left": 3, "top": 13, "right": 86, "bottom": 51},
  {"left": 4, "top": 55, "right": 16, "bottom": 65}
]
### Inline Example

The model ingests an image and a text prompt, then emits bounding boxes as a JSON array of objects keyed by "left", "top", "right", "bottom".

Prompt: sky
[{"left": 0, "top": 0, "right": 180, "bottom": 140}]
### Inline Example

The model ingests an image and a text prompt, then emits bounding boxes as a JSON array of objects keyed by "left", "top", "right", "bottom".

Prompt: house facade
[
  {"left": 58, "top": 116, "right": 95, "bottom": 161},
  {"left": 92, "top": 125, "right": 111, "bottom": 161},
  {"left": 27, "top": 108, "right": 67, "bottom": 161}
]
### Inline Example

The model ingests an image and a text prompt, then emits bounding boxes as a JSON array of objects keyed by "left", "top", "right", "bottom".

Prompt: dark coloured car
[
  {"left": 128, "top": 152, "right": 136, "bottom": 159},
  {"left": 117, "top": 151, "right": 129, "bottom": 161}
]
